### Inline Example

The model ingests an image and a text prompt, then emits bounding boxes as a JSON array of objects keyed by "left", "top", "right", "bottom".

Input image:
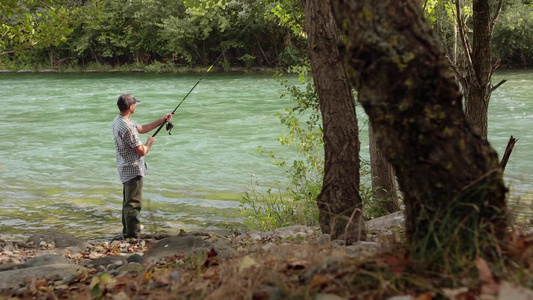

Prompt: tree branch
[
  {"left": 455, "top": 0, "right": 475, "bottom": 77},
  {"left": 446, "top": 55, "right": 462, "bottom": 79},
  {"left": 500, "top": 136, "right": 517, "bottom": 172},
  {"left": 490, "top": 0, "right": 504, "bottom": 33},
  {"left": 491, "top": 79, "right": 506, "bottom": 93}
]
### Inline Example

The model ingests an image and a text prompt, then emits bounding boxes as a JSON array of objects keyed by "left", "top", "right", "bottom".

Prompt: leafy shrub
[{"left": 493, "top": 3, "right": 533, "bottom": 66}]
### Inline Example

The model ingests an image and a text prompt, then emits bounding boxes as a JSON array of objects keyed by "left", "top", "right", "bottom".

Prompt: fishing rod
[
  {"left": 152, "top": 25, "right": 250, "bottom": 137},
  {"left": 152, "top": 54, "right": 223, "bottom": 137}
]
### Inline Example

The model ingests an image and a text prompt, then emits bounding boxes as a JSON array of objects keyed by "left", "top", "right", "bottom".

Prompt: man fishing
[{"left": 112, "top": 94, "right": 173, "bottom": 239}]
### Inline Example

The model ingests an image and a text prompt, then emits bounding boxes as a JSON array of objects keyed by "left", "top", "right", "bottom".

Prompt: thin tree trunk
[
  {"left": 331, "top": 0, "right": 507, "bottom": 267},
  {"left": 301, "top": 0, "right": 366, "bottom": 244},
  {"left": 369, "top": 122, "right": 401, "bottom": 214},
  {"left": 455, "top": 0, "right": 504, "bottom": 138}
]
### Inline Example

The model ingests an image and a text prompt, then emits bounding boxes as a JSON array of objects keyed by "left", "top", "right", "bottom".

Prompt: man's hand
[
  {"left": 163, "top": 112, "right": 174, "bottom": 123},
  {"left": 147, "top": 136, "right": 155, "bottom": 146}
]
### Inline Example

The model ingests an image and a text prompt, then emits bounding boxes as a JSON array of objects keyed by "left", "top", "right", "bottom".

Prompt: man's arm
[
  {"left": 134, "top": 136, "right": 155, "bottom": 156},
  {"left": 137, "top": 113, "right": 174, "bottom": 134}
]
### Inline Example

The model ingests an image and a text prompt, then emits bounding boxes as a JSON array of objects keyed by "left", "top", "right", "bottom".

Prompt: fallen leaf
[
  {"left": 239, "top": 255, "right": 259, "bottom": 273},
  {"left": 309, "top": 274, "right": 331, "bottom": 289},
  {"left": 476, "top": 257, "right": 499, "bottom": 295},
  {"left": 376, "top": 255, "right": 412, "bottom": 274},
  {"left": 413, "top": 292, "right": 435, "bottom": 300},
  {"left": 287, "top": 258, "right": 307, "bottom": 270},
  {"left": 442, "top": 287, "right": 471, "bottom": 299},
  {"left": 203, "top": 266, "right": 220, "bottom": 280}
]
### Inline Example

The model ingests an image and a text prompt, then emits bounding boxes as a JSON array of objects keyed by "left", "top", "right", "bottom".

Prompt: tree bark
[
  {"left": 301, "top": 0, "right": 366, "bottom": 244},
  {"left": 369, "top": 122, "right": 401, "bottom": 214},
  {"left": 455, "top": 0, "right": 503, "bottom": 138},
  {"left": 331, "top": 0, "right": 508, "bottom": 266}
]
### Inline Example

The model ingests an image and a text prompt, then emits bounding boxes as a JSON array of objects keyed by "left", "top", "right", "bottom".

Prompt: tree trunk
[
  {"left": 301, "top": 0, "right": 366, "bottom": 244},
  {"left": 463, "top": 0, "right": 494, "bottom": 138},
  {"left": 369, "top": 122, "right": 401, "bottom": 214},
  {"left": 331, "top": 0, "right": 507, "bottom": 267},
  {"left": 454, "top": 0, "right": 503, "bottom": 139}
]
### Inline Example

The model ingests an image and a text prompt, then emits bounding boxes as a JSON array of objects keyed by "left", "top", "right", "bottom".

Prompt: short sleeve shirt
[{"left": 112, "top": 114, "right": 147, "bottom": 183}]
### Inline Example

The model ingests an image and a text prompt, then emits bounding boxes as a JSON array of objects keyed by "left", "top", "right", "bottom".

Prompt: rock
[
  {"left": 26, "top": 232, "right": 91, "bottom": 250},
  {"left": 250, "top": 233, "right": 262, "bottom": 240},
  {"left": 317, "top": 234, "right": 331, "bottom": 248},
  {"left": 333, "top": 240, "right": 346, "bottom": 247},
  {"left": 18, "top": 254, "right": 70, "bottom": 268},
  {"left": 365, "top": 211, "right": 404, "bottom": 231},
  {"left": 315, "top": 293, "right": 348, "bottom": 300},
  {"left": 0, "top": 254, "right": 71, "bottom": 272},
  {"left": 262, "top": 242, "right": 276, "bottom": 252},
  {"left": 0, "top": 264, "right": 18, "bottom": 272},
  {"left": 345, "top": 241, "right": 380, "bottom": 258},
  {"left": 217, "top": 246, "right": 238, "bottom": 259},
  {"left": 86, "top": 255, "right": 128, "bottom": 268},
  {"left": 127, "top": 254, "right": 143, "bottom": 264},
  {"left": 0, "top": 264, "right": 86, "bottom": 291},
  {"left": 142, "top": 235, "right": 213, "bottom": 263},
  {"left": 117, "top": 262, "right": 145, "bottom": 275}
]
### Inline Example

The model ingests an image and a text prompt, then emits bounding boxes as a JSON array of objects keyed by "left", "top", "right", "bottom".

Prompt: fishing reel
[{"left": 165, "top": 121, "right": 174, "bottom": 135}]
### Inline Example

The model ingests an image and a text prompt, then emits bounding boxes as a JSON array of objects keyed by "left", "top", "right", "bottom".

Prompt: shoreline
[{"left": 0, "top": 66, "right": 280, "bottom": 75}]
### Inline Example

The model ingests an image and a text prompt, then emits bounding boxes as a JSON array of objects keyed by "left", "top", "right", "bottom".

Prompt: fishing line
[{"left": 152, "top": 24, "right": 250, "bottom": 137}]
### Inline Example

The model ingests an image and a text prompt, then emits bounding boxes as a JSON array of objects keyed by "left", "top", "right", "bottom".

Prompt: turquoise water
[{"left": 0, "top": 70, "right": 531, "bottom": 239}]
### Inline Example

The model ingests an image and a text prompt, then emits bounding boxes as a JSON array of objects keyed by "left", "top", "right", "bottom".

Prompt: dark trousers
[{"left": 122, "top": 176, "right": 143, "bottom": 238}]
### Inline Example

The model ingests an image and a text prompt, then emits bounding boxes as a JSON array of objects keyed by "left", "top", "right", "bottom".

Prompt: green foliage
[
  {"left": 493, "top": 2, "right": 533, "bottom": 65},
  {"left": 410, "top": 178, "right": 508, "bottom": 276},
  {"left": 2, "top": 0, "right": 303, "bottom": 69},
  {"left": 240, "top": 66, "right": 322, "bottom": 230},
  {"left": 239, "top": 186, "right": 318, "bottom": 231},
  {"left": 424, "top": 0, "right": 471, "bottom": 63},
  {"left": 270, "top": 3, "right": 304, "bottom": 36},
  {"left": 0, "top": 0, "right": 85, "bottom": 65},
  {"left": 424, "top": 0, "right": 533, "bottom": 66},
  {"left": 238, "top": 53, "right": 256, "bottom": 68}
]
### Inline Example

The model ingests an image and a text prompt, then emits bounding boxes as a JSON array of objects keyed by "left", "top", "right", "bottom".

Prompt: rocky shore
[{"left": 1, "top": 212, "right": 532, "bottom": 300}]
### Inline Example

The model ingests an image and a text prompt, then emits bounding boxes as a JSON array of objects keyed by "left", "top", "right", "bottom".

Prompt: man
[{"left": 112, "top": 94, "right": 173, "bottom": 239}]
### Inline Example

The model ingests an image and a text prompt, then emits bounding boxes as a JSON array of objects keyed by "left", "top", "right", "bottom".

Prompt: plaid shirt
[{"left": 112, "top": 114, "right": 146, "bottom": 184}]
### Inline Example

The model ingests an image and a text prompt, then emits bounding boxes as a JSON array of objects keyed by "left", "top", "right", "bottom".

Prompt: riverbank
[
  {"left": 0, "top": 64, "right": 279, "bottom": 75},
  {"left": 1, "top": 213, "right": 532, "bottom": 299}
]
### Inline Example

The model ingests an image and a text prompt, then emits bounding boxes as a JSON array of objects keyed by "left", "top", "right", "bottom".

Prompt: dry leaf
[
  {"left": 376, "top": 255, "right": 412, "bottom": 274},
  {"left": 203, "top": 266, "right": 220, "bottom": 280},
  {"left": 111, "top": 291, "right": 130, "bottom": 300},
  {"left": 442, "top": 287, "right": 470, "bottom": 299},
  {"left": 413, "top": 292, "right": 435, "bottom": 300},
  {"left": 239, "top": 255, "right": 259, "bottom": 273},
  {"left": 309, "top": 274, "right": 331, "bottom": 289},
  {"left": 476, "top": 257, "right": 499, "bottom": 295},
  {"left": 287, "top": 258, "right": 307, "bottom": 270}
]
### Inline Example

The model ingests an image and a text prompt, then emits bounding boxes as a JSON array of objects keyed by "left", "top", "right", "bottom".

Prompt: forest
[{"left": 1, "top": 0, "right": 533, "bottom": 70}]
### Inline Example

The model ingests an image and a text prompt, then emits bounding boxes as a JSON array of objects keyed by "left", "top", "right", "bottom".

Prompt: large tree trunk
[
  {"left": 301, "top": 0, "right": 366, "bottom": 244},
  {"left": 369, "top": 122, "right": 401, "bottom": 214},
  {"left": 331, "top": 0, "right": 507, "bottom": 266}
]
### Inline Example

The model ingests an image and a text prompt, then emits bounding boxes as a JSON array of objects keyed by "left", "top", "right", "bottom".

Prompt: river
[{"left": 0, "top": 70, "right": 531, "bottom": 240}]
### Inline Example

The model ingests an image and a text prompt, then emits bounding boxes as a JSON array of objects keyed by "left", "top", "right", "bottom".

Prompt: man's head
[{"left": 117, "top": 94, "right": 141, "bottom": 112}]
